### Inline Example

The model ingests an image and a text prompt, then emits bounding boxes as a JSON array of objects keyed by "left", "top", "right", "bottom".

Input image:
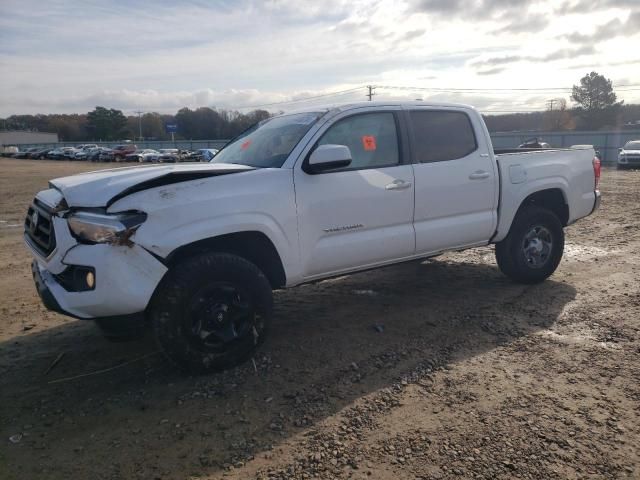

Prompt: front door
[{"left": 294, "top": 109, "right": 415, "bottom": 280}]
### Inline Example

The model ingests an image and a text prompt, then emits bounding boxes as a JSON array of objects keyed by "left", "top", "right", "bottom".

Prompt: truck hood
[{"left": 50, "top": 163, "right": 255, "bottom": 207}]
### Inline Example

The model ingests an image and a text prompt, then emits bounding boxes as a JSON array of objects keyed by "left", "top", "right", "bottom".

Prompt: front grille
[
  {"left": 625, "top": 156, "right": 640, "bottom": 164},
  {"left": 24, "top": 200, "right": 56, "bottom": 256}
]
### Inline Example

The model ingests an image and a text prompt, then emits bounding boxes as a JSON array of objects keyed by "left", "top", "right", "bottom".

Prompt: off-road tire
[
  {"left": 495, "top": 206, "right": 564, "bottom": 284},
  {"left": 149, "top": 252, "right": 273, "bottom": 374}
]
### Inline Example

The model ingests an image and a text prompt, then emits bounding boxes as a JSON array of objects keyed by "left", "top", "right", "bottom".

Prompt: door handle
[
  {"left": 469, "top": 170, "right": 490, "bottom": 180},
  {"left": 385, "top": 179, "right": 412, "bottom": 190}
]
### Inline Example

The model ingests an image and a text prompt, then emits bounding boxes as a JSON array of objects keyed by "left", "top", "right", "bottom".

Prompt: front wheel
[
  {"left": 149, "top": 252, "right": 273, "bottom": 374},
  {"left": 495, "top": 206, "right": 564, "bottom": 284}
]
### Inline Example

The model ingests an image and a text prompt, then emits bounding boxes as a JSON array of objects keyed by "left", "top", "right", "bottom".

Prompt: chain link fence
[
  {"left": 491, "top": 129, "right": 640, "bottom": 164},
  {"left": 9, "top": 129, "right": 640, "bottom": 165}
]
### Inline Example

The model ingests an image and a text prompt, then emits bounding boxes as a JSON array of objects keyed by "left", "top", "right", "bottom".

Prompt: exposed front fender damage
[{"left": 109, "top": 168, "right": 301, "bottom": 285}]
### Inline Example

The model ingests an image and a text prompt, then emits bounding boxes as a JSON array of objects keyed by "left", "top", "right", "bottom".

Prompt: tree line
[
  {"left": 485, "top": 72, "right": 638, "bottom": 133},
  {"left": 1, "top": 107, "right": 271, "bottom": 142},
  {"left": 2, "top": 72, "right": 638, "bottom": 139}
]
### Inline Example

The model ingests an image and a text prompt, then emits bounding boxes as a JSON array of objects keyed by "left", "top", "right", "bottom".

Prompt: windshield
[
  {"left": 213, "top": 112, "right": 323, "bottom": 168},
  {"left": 624, "top": 141, "right": 640, "bottom": 150}
]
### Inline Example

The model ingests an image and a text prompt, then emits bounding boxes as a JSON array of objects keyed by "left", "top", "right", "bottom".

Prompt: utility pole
[
  {"left": 366, "top": 85, "right": 376, "bottom": 101},
  {"left": 546, "top": 98, "right": 565, "bottom": 129},
  {"left": 547, "top": 99, "right": 556, "bottom": 113},
  {"left": 134, "top": 110, "right": 144, "bottom": 141}
]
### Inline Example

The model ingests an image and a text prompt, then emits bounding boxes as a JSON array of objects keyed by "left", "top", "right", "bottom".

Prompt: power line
[
  {"left": 376, "top": 84, "right": 640, "bottom": 93},
  {"left": 231, "top": 82, "right": 640, "bottom": 112},
  {"left": 236, "top": 86, "right": 365, "bottom": 110}
]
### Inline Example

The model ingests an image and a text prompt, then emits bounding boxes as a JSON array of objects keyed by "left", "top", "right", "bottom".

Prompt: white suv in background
[{"left": 618, "top": 140, "right": 640, "bottom": 169}]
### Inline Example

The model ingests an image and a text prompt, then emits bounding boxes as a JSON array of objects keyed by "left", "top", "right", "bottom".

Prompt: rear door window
[{"left": 409, "top": 110, "right": 478, "bottom": 163}]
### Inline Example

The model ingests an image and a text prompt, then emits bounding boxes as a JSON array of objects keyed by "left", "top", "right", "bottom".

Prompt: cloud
[
  {"left": 492, "top": 14, "right": 550, "bottom": 34},
  {"left": 563, "top": 11, "right": 640, "bottom": 45},
  {"left": 556, "top": 0, "right": 640, "bottom": 14},
  {"left": 0, "top": 86, "right": 372, "bottom": 115},
  {"left": 1, "top": 0, "right": 640, "bottom": 116},
  {"left": 401, "top": 29, "right": 427, "bottom": 42},
  {"left": 411, "top": 0, "right": 536, "bottom": 19},
  {"left": 410, "top": 0, "right": 551, "bottom": 38},
  {"left": 477, "top": 67, "right": 507, "bottom": 75},
  {"left": 472, "top": 45, "right": 596, "bottom": 69}
]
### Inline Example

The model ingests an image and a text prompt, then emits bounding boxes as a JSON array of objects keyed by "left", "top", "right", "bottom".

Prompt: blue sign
[{"left": 165, "top": 123, "right": 178, "bottom": 133}]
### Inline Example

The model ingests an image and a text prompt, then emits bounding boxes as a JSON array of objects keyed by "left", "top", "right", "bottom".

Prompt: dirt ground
[{"left": 0, "top": 158, "right": 638, "bottom": 480}]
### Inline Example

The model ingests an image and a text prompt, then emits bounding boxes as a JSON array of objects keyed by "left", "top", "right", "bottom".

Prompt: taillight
[{"left": 593, "top": 156, "right": 601, "bottom": 190}]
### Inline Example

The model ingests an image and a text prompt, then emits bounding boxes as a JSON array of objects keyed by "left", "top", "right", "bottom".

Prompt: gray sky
[{"left": 1, "top": 0, "right": 639, "bottom": 116}]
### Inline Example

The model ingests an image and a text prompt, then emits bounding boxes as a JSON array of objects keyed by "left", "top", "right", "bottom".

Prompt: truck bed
[
  {"left": 491, "top": 146, "right": 598, "bottom": 242},
  {"left": 494, "top": 147, "right": 578, "bottom": 156}
]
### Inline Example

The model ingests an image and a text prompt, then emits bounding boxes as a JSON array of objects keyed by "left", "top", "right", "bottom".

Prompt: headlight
[{"left": 67, "top": 211, "right": 146, "bottom": 244}]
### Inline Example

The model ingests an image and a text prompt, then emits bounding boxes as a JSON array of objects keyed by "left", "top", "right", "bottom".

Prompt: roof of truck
[{"left": 284, "top": 100, "right": 477, "bottom": 116}]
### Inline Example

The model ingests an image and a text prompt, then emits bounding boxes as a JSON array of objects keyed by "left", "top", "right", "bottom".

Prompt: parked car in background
[
  {"left": 86, "top": 147, "right": 109, "bottom": 162},
  {"left": 618, "top": 140, "right": 640, "bottom": 169},
  {"left": 112, "top": 144, "right": 137, "bottom": 161},
  {"left": 74, "top": 150, "right": 90, "bottom": 161},
  {"left": 123, "top": 149, "right": 158, "bottom": 162},
  {"left": 179, "top": 149, "right": 195, "bottom": 162},
  {"left": 46, "top": 148, "right": 65, "bottom": 160},
  {"left": 74, "top": 144, "right": 100, "bottom": 160},
  {"left": 518, "top": 137, "right": 551, "bottom": 149},
  {"left": 14, "top": 147, "right": 40, "bottom": 159},
  {"left": 28, "top": 148, "right": 53, "bottom": 159},
  {"left": 51, "top": 147, "right": 76, "bottom": 160},
  {"left": 98, "top": 149, "right": 115, "bottom": 162},
  {"left": 193, "top": 148, "right": 219, "bottom": 162},
  {"left": 126, "top": 149, "right": 160, "bottom": 162},
  {"left": 156, "top": 148, "right": 180, "bottom": 163},
  {"left": 77, "top": 144, "right": 98, "bottom": 151},
  {"left": 65, "top": 148, "right": 82, "bottom": 160},
  {"left": 149, "top": 148, "right": 179, "bottom": 163},
  {"left": 1, "top": 145, "right": 19, "bottom": 156}
]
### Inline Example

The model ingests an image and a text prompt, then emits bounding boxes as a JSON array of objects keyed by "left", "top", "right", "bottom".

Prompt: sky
[{"left": 1, "top": 0, "right": 639, "bottom": 117}]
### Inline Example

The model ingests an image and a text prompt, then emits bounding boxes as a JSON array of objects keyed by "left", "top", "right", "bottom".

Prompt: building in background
[{"left": 0, "top": 130, "right": 58, "bottom": 147}]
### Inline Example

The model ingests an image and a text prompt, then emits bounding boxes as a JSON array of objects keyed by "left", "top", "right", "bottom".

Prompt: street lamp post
[{"left": 134, "top": 110, "right": 143, "bottom": 142}]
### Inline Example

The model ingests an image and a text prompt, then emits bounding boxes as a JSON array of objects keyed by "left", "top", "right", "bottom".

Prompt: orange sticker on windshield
[
  {"left": 241, "top": 140, "right": 252, "bottom": 150},
  {"left": 362, "top": 135, "right": 376, "bottom": 151}
]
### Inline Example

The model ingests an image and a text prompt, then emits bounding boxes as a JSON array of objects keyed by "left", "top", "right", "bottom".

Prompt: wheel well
[
  {"left": 165, "top": 231, "right": 286, "bottom": 289},
  {"left": 519, "top": 188, "right": 569, "bottom": 226}
]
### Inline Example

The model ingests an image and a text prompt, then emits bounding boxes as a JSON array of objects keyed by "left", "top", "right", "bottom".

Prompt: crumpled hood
[{"left": 50, "top": 163, "right": 255, "bottom": 207}]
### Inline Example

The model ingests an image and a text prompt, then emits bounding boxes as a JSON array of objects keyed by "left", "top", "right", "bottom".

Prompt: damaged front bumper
[{"left": 26, "top": 213, "right": 168, "bottom": 320}]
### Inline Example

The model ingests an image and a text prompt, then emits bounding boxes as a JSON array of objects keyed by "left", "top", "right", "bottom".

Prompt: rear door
[
  {"left": 407, "top": 107, "right": 498, "bottom": 253},
  {"left": 294, "top": 108, "right": 415, "bottom": 279}
]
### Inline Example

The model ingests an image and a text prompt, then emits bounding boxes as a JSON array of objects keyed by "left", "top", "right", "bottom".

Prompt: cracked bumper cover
[{"left": 29, "top": 241, "right": 168, "bottom": 320}]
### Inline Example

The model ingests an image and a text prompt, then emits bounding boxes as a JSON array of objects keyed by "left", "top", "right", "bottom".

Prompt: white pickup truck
[{"left": 25, "top": 102, "right": 601, "bottom": 372}]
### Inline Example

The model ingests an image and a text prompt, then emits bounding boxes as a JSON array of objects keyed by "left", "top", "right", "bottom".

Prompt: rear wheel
[
  {"left": 150, "top": 252, "right": 273, "bottom": 373},
  {"left": 495, "top": 206, "right": 564, "bottom": 284}
]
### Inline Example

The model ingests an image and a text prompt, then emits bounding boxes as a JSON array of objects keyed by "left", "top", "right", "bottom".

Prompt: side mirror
[{"left": 305, "top": 144, "right": 352, "bottom": 174}]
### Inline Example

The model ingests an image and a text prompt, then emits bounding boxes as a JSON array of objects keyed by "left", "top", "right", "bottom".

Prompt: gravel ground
[{"left": 0, "top": 158, "right": 638, "bottom": 480}]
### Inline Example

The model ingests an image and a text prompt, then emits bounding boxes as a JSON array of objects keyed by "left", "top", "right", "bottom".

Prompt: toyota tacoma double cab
[{"left": 24, "top": 102, "right": 601, "bottom": 373}]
